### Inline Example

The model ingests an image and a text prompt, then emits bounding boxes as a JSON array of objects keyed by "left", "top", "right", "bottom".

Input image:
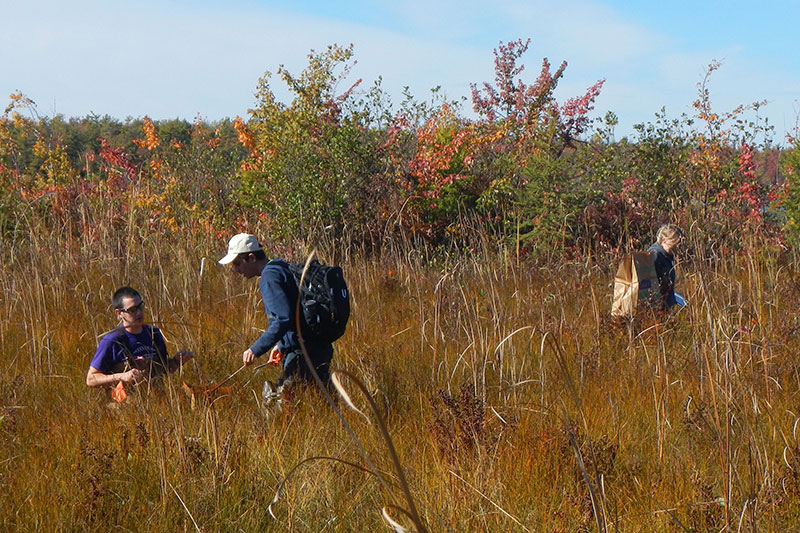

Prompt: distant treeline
[{"left": 2, "top": 113, "right": 247, "bottom": 175}]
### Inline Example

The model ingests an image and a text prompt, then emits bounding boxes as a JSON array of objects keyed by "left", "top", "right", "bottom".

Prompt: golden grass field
[{"left": 2, "top": 228, "right": 800, "bottom": 531}]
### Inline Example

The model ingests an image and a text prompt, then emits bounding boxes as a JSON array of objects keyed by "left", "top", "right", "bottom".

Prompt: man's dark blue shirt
[{"left": 249, "top": 259, "right": 333, "bottom": 378}]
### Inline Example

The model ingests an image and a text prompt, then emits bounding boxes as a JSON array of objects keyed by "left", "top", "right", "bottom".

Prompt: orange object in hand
[
  {"left": 111, "top": 381, "right": 127, "bottom": 403},
  {"left": 266, "top": 346, "right": 282, "bottom": 366}
]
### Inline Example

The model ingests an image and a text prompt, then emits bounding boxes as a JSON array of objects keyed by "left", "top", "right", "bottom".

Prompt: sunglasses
[{"left": 118, "top": 301, "right": 146, "bottom": 314}]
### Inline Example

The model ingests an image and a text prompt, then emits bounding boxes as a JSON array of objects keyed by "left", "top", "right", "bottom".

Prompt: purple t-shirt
[{"left": 90, "top": 325, "right": 168, "bottom": 374}]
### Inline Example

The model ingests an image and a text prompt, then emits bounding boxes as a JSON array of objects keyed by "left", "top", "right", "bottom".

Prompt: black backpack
[{"left": 286, "top": 259, "right": 350, "bottom": 343}]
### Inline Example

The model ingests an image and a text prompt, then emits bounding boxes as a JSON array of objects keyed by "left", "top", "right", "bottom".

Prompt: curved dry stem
[
  {"left": 493, "top": 325, "right": 536, "bottom": 356},
  {"left": 333, "top": 369, "right": 427, "bottom": 533},
  {"left": 543, "top": 332, "right": 581, "bottom": 410},
  {"left": 448, "top": 470, "right": 531, "bottom": 532},
  {"left": 565, "top": 427, "right": 606, "bottom": 533},
  {"left": 268, "top": 455, "right": 395, "bottom": 520},
  {"left": 168, "top": 481, "right": 201, "bottom": 532},
  {"left": 331, "top": 371, "right": 371, "bottom": 423},
  {"left": 543, "top": 333, "right": 607, "bottom": 533},
  {"left": 381, "top": 504, "right": 418, "bottom": 532},
  {"left": 287, "top": 251, "right": 399, "bottom": 521}
]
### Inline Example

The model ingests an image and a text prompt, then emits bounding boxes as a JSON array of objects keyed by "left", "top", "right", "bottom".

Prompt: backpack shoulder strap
[
  {"left": 289, "top": 259, "right": 325, "bottom": 285},
  {"left": 148, "top": 325, "right": 169, "bottom": 363},
  {"left": 285, "top": 261, "right": 310, "bottom": 285},
  {"left": 112, "top": 327, "right": 136, "bottom": 367}
]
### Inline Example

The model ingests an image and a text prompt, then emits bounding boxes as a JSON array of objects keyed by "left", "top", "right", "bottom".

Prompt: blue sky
[{"left": 2, "top": 0, "right": 798, "bottom": 143}]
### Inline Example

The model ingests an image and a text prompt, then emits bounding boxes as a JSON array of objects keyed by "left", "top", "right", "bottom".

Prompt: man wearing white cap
[{"left": 219, "top": 233, "right": 333, "bottom": 396}]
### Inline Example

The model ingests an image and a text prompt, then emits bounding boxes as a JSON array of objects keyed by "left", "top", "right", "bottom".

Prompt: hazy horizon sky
[{"left": 2, "top": 0, "right": 798, "bottom": 143}]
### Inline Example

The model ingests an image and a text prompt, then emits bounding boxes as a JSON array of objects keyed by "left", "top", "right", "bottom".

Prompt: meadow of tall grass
[{"left": 2, "top": 218, "right": 800, "bottom": 532}]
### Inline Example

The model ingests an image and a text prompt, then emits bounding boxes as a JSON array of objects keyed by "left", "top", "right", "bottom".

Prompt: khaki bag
[{"left": 611, "top": 252, "right": 661, "bottom": 317}]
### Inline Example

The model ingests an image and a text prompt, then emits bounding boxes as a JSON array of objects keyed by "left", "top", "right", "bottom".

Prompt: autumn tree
[
  {"left": 469, "top": 38, "right": 605, "bottom": 253},
  {"left": 236, "top": 44, "right": 387, "bottom": 242}
]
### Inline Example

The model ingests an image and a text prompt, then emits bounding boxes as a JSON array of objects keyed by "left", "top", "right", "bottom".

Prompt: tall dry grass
[{"left": 1, "top": 221, "right": 800, "bottom": 531}]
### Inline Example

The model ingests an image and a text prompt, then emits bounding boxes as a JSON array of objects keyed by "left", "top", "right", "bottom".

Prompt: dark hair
[
  {"left": 112, "top": 286, "right": 141, "bottom": 310},
  {"left": 236, "top": 250, "right": 266, "bottom": 262}
]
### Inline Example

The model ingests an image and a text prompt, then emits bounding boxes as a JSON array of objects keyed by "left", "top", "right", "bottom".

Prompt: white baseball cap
[{"left": 218, "top": 233, "right": 262, "bottom": 264}]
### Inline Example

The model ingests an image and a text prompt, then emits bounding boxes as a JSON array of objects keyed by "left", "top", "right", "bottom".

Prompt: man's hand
[
  {"left": 242, "top": 348, "right": 256, "bottom": 366},
  {"left": 121, "top": 368, "right": 144, "bottom": 383},
  {"left": 266, "top": 345, "right": 282, "bottom": 366},
  {"left": 175, "top": 350, "right": 194, "bottom": 364}
]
